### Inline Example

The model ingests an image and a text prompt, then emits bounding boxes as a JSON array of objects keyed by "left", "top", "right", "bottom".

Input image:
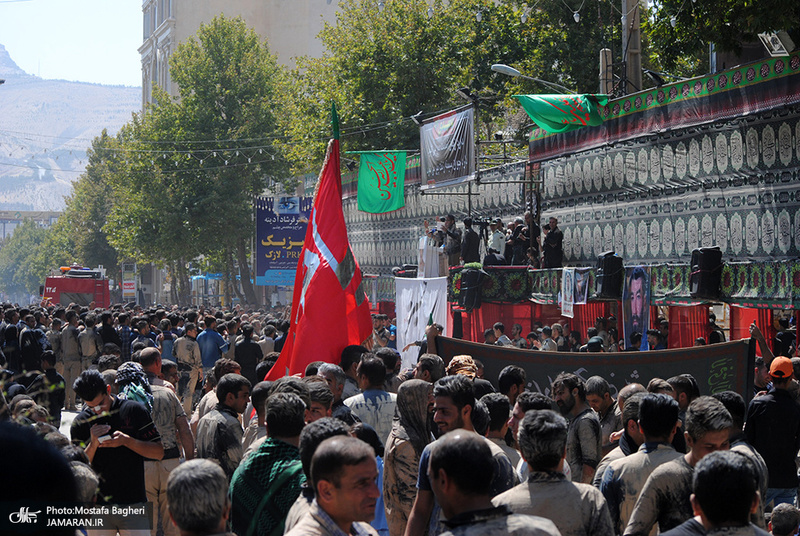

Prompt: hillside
[{"left": 0, "top": 44, "right": 140, "bottom": 210}]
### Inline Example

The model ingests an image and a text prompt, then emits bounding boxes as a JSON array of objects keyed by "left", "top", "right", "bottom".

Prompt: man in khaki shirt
[
  {"left": 493, "top": 409, "right": 613, "bottom": 536},
  {"left": 141, "top": 348, "right": 194, "bottom": 536},
  {"left": 600, "top": 393, "right": 681, "bottom": 534},
  {"left": 174, "top": 322, "right": 202, "bottom": 417}
]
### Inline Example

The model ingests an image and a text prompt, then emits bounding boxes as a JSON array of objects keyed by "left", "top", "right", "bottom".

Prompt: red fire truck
[{"left": 41, "top": 265, "right": 111, "bottom": 308}]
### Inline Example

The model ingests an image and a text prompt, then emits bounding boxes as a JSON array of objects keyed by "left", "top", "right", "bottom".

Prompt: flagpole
[{"left": 331, "top": 101, "right": 339, "bottom": 140}]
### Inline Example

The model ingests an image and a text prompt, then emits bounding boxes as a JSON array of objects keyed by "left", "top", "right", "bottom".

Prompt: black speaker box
[
  {"left": 595, "top": 251, "right": 624, "bottom": 300},
  {"left": 690, "top": 247, "right": 723, "bottom": 300},
  {"left": 459, "top": 267, "right": 485, "bottom": 312}
]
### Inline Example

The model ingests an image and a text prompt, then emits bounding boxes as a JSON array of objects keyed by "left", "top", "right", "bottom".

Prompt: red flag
[{"left": 266, "top": 137, "right": 372, "bottom": 379}]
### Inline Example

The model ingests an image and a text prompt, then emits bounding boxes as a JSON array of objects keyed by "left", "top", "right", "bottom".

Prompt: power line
[
  {"left": 0, "top": 103, "right": 458, "bottom": 153},
  {"left": 0, "top": 154, "right": 284, "bottom": 174}
]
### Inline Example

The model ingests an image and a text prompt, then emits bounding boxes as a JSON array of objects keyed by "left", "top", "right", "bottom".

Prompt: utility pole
[
  {"left": 621, "top": 0, "right": 642, "bottom": 94},
  {"left": 599, "top": 49, "right": 613, "bottom": 94}
]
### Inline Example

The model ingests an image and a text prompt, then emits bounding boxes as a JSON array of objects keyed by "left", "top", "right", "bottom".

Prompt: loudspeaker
[
  {"left": 595, "top": 251, "right": 624, "bottom": 300},
  {"left": 690, "top": 247, "right": 723, "bottom": 300},
  {"left": 459, "top": 267, "right": 486, "bottom": 312}
]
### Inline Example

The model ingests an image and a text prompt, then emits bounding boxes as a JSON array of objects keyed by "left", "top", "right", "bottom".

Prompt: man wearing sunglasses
[{"left": 70, "top": 368, "right": 164, "bottom": 525}]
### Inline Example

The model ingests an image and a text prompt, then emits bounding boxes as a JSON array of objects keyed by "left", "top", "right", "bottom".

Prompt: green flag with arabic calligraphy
[
  {"left": 356, "top": 151, "right": 406, "bottom": 213},
  {"left": 514, "top": 94, "right": 609, "bottom": 134}
]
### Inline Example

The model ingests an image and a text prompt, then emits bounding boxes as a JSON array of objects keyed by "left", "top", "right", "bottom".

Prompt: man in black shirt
[
  {"left": 99, "top": 311, "right": 123, "bottom": 347},
  {"left": 442, "top": 214, "right": 463, "bottom": 267},
  {"left": 461, "top": 218, "right": 481, "bottom": 264},
  {"left": 234, "top": 323, "right": 263, "bottom": 386},
  {"left": 70, "top": 369, "right": 164, "bottom": 506},
  {"left": 26, "top": 350, "right": 65, "bottom": 427},
  {"left": 542, "top": 217, "right": 564, "bottom": 268},
  {"left": 525, "top": 211, "right": 541, "bottom": 269},
  {"left": 744, "top": 356, "right": 800, "bottom": 508}
]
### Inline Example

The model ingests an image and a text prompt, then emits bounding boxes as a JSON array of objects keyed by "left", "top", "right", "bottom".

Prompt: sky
[{"left": 0, "top": 0, "right": 142, "bottom": 86}]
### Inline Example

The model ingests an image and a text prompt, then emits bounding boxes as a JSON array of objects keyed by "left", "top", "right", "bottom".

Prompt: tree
[
  {"left": 0, "top": 220, "right": 50, "bottom": 302},
  {"left": 101, "top": 15, "right": 290, "bottom": 306},
  {"left": 645, "top": 0, "right": 799, "bottom": 75},
  {"left": 161, "top": 15, "right": 289, "bottom": 305},
  {"left": 281, "top": 0, "right": 625, "bottom": 174},
  {"left": 102, "top": 106, "right": 206, "bottom": 304},
  {"left": 59, "top": 130, "right": 120, "bottom": 273}
]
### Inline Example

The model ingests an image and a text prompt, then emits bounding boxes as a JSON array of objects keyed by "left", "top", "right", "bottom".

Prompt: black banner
[
  {"left": 531, "top": 53, "right": 800, "bottom": 265},
  {"left": 420, "top": 105, "right": 475, "bottom": 190},
  {"left": 435, "top": 336, "right": 755, "bottom": 403}
]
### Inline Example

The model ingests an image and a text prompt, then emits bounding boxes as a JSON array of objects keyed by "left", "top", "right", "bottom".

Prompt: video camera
[{"left": 472, "top": 217, "right": 492, "bottom": 229}]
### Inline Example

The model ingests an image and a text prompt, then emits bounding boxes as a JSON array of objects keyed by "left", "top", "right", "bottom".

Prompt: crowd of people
[
  {"left": 0, "top": 300, "right": 797, "bottom": 536},
  {"left": 482, "top": 314, "right": 670, "bottom": 353},
  {"left": 424, "top": 212, "right": 564, "bottom": 269}
]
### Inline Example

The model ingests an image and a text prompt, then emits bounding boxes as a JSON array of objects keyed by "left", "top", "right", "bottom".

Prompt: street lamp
[
  {"left": 643, "top": 68, "right": 686, "bottom": 88},
  {"left": 491, "top": 63, "right": 575, "bottom": 94}
]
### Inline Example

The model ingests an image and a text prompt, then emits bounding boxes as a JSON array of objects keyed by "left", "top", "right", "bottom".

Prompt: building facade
[
  {"left": 0, "top": 211, "right": 60, "bottom": 240},
  {"left": 139, "top": 0, "right": 340, "bottom": 108}
]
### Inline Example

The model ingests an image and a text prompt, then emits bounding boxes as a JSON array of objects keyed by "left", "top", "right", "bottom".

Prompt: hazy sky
[{"left": 0, "top": 0, "right": 142, "bottom": 86}]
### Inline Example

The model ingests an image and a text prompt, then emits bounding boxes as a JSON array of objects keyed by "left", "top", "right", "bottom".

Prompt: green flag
[
  {"left": 514, "top": 94, "right": 609, "bottom": 134},
  {"left": 356, "top": 151, "right": 406, "bottom": 214}
]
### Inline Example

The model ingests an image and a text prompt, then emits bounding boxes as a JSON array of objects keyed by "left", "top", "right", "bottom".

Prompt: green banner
[
  {"left": 357, "top": 151, "right": 406, "bottom": 213},
  {"left": 514, "top": 94, "right": 609, "bottom": 133}
]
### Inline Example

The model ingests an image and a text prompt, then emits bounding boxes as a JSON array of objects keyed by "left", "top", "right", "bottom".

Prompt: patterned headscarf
[
  {"left": 115, "top": 361, "right": 154, "bottom": 413},
  {"left": 392, "top": 379, "right": 434, "bottom": 456},
  {"left": 446, "top": 355, "right": 477, "bottom": 380}
]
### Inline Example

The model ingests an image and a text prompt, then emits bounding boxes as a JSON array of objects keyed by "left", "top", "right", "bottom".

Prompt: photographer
[{"left": 425, "top": 215, "right": 462, "bottom": 267}]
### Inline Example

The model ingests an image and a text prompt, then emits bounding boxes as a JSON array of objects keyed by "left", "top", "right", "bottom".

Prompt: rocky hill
[{"left": 0, "top": 44, "right": 140, "bottom": 210}]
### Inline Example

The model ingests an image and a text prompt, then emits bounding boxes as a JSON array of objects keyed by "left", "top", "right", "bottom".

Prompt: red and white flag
[{"left": 266, "top": 132, "right": 372, "bottom": 379}]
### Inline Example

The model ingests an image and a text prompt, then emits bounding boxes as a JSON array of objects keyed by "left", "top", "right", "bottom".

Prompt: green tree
[
  {"left": 59, "top": 130, "right": 120, "bottom": 273},
  {"left": 0, "top": 220, "right": 50, "bottom": 302},
  {"left": 164, "top": 15, "right": 289, "bottom": 305},
  {"left": 101, "top": 15, "right": 289, "bottom": 305},
  {"left": 281, "top": 0, "right": 624, "bottom": 173},
  {"left": 645, "top": 0, "right": 799, "bottom": 75},
  {"left": 103, "top": 106, "right": 204, "bottom": 304}
]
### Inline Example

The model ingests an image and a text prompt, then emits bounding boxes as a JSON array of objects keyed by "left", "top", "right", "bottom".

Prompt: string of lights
[
  {"left": 0, "top": 104, "right": 463, "bottom": 168},
  {"left": 382, "top": 0, "right": 644, "bottom": 25},
  {"left": 0, "top": 107, "right": 442, "bottom": 147}
]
